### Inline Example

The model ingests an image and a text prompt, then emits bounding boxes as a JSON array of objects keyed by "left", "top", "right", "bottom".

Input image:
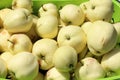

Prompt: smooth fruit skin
[
  {"left": 32, "top": 38, "right": 58, "bottom": 70},
  {"left": 0, "top": 29, "right": 11, "bottom": 52},
  {"left": 0, "top": 57, "right": 7, "bottom": 78},
  {"left": 8, "top": 34, "right": 33, "bottom": 55},
  {"left": 87, "top": 20, "right": 117, "bottom": 56},
  {"left": 80, "top": 0, "right": 113, "bottom": 22},
  {"left": 60, "top": 4, "right": 85, "bottom": 26},
  {"left": 36, "top": 15, "right": 58, "bottom": 38},
  {"left": 38, "top": 3, "right": 58, "bottom": 17},
  {"left": 53, "top": 46, "right": 77, "bottom": 72},
  {"left": 75, "top": 57, "right": 105, "bottom": 80},
  {"left": 45, "top": 67, "right": 70, "bottom": 80},
  {"left": 7, "top": 52, "right": 39, "bottom": 80},
  {"left": 3, "top": 8, "right": 33, "bottom": 33},
  {"left": 57, "top": 25, "right": 86, "bottom": 53},
  {"left": 101, "top": 47, "right": 120, "bottom": 76},
  {"left": 12, "top": 0, "right": 33, "bottom": 13},
  {"left": 113, "top": 22, "right": 120, "bottom": 43}
]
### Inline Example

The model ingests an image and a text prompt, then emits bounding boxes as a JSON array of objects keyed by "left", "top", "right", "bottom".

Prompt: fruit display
[{"left": 0, "top": 0, "right": 120, "bottom": 80}]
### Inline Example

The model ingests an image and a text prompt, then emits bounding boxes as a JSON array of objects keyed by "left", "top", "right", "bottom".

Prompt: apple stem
[{"left": 7, "top": 39, "right": 14, "bottom": 44}]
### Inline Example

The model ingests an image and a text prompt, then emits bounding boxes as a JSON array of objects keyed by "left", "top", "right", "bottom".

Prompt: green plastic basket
[{"left": 0, "top": 0, "right": 120, "bottom": 80}]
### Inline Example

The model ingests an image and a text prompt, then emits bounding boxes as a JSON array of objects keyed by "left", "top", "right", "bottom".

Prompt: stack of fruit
[{"left": 0, "top": 0, "right": 120, "bottom": 80}]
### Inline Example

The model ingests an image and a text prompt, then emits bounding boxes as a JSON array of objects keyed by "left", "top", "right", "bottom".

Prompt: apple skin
[
  {"left": 0, "top": 57, "right": 7, "bottom": 78},
  {"left": 59, "top": 4, "right": 85, "bottom": 26},
  {"left": 0, "top": 51, "right": 13, "bottom": 63},
  {"left": 75, "top": 57, "right": 105, "bottom": 80},
  {"left": 81, "top": 21, "right": 93, "bottom": 35},
  {"left": 0, "top": 8, "right": 12, "bottom": 28},
  {"left": 53, "top": 46, "right": 77, "bottom": 72},
  {"left": 101, "top": 47, "right": 120, "bottom": 77},
  {"left": 7, "top": 52, "right": 39, "bottom": 80},
  {"left": 57, "top": 25, "right": 86, "bottom": 54},
  {"left": 3, "top": 8, "right": 33, "bottom": 33},
  {"left": 0, "top": 29, "right": 11, "bottom": 52},
  {"left": 32, "top": 38, "right": 58, "bottom": 70},
  {"left": 38, "top": 3, "right": 58, "bottom": 17},
  {"left": 113, "top": 22, "right": 120, "bottom": 44},
  {"left": 87, "top": 20, "right": 117, "bottom": 56},
  {"left": 36, "top": 15, "right": 58, "bottom": 39},
  {"left": 80, "top": 0, "right": 113, "bottom": 22},
  {"left": 12, "top": 0, "right": 33, "bottom": 13},
  {"left": 44, "top": 67, "right": 70, "bottom": 80},
  {"left": 8, "top": 34, "right": 33, "bottom": 55}
]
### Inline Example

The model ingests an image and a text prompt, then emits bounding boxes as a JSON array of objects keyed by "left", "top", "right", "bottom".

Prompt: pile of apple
[{"left": 0, "top": 0, "right": 120, "bottom": 80}]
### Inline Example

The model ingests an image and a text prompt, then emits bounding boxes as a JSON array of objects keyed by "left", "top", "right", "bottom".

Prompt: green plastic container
[{"left": 0, "top": 0, "right": 120, "bottom": 80}]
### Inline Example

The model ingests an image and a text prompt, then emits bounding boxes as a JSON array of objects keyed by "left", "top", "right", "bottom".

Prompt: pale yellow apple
[
  {"left": 38, "top": 3, "right": 58, "bottom": 17},
  {"left": 0, "top": 57, "right": 7, "bottom": 78},
  {"left": 7, "top": 52, "right": 39, "bottom": 80},
  {"left": 57, "top": 25, "right": 86, "bottom": 53},
  {"left": 53, "top": 46, "right": 77, "bottom": 72},
  {"left": 32, "top": 38, "right": 58, "bottom": 70},
  {"left": 44, "top": 67, "right": 70, "bottom": 80},
  {"left": 59, "top": 4, "right": 85, "bottom": 26},
  {"left": 80, "top": 0, "right": 113, "bottom": 22},
  {"left": 81, "top": 21, "right": 93, "bottom": 35},
  {"left": 0, "top": 29, "right": 11, "bottom": 52},
  {"left": 75, "top": 57, "right": 105, "bottom": 80},
  {"left": 0, "top": 8, "right": 12, "bottom": 28},
  {"left": 0, "top": 51, "right": 13, "bottom": 63},
  {"left": 36, "top": 15, "right": 58, "bottom": 38},
  {"left": 87, "top": 20, "right": 117, "bottom": 56},
  {"left": 7, "top": 34, "right": 32, "bottom": 55},
  {"left": 113, "top": 22, "right": 120, "bottom": 43},
  {"left": 12, "top": 0, "right": 33, "bottom": 13},
  {"left": 3, "top": 8, "right": 33, "bottom": 33},
  {"left": 101, "top": 47, "right": 120, "bottom": 76}
]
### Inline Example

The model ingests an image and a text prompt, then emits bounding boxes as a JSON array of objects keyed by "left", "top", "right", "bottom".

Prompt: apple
[
  {"left": 7, "top": 52, "right": 39, "bottom": 80},
  {"left": 57, "top": 25, "right": 86, "bottom": 53},
  {"left": 32, "top": 38, "right": 58, "bottom": 70},
  {"left": 80, "top": 0, "right": 113, "bottom": 22},
  {"left": 36, "top": 15, "right": 58, "bottom": 38},
  {"left": 44, "top": 67, "right": 70, "bottom": 80},
  {"left": 0, "top": 8, "right": 12, "bottom": 28},
  {"left": 101, "top": 47, "right": 120, "bottom": 77},
  {"left": 38, "top": 3, "right": 58, "bottom": 17},
  {"left": 87, "top": 20, "right": 117, "bottom": 56},
  {"left": 0, "top": 57, "right": 7, "bottom": 78},
  {"left": 0, "top": 29, "right": 11, "bottom": 52},
  {"left": 7, "top": 34, "right": 32, "bottom": 55},
  {"left": 12, "top": 0, "right": 33, "bottom": 13},
  {"left": 34, "top": 72, "right": 44, "bottom": 80},
  {"left": 3, "top": 8, "right": 33, "bottom": 33},
  {"left": 75, "top": 57, "right": 105, "bottom": 80},
  {"left": 53, "top": 46, "right": 77, "bottom": 72},
  {"left": 81, "top": 21, "right": 93, "bottom": 35},
  {"left": 25, "top": 14, "right": 39, "bottom": 43},
  {"left": 0, "top": 51, "right": 13, "bottom": 63},
  {"left": 59, "top": 4, "right": 85, "bottom": 26},
  {"left": 113, "top": 22, "right": 120, "bottom": 43}
]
